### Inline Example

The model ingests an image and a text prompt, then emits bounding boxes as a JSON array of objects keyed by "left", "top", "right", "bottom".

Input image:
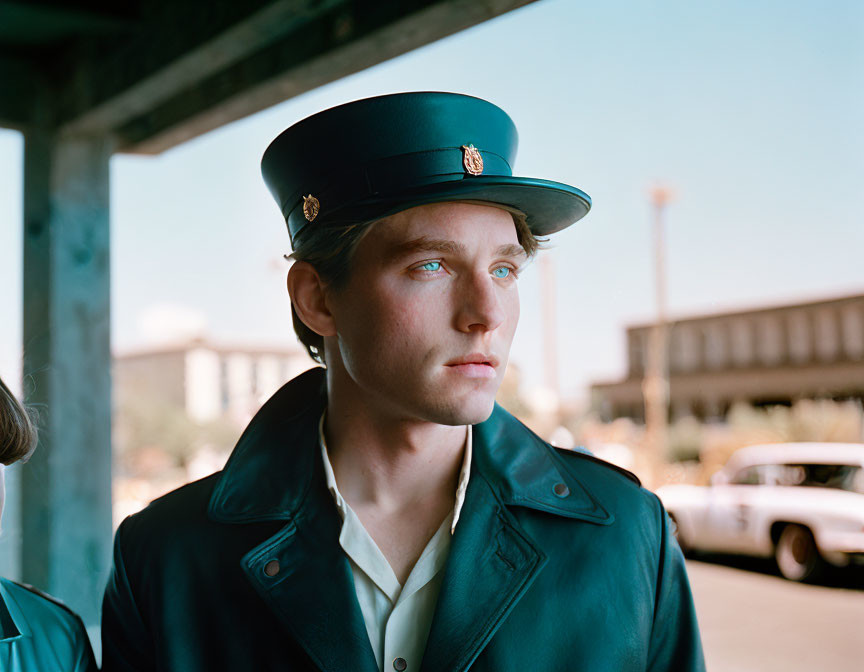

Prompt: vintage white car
[{"left": 656, "top": 442, "right": 864, "bottom": 581}]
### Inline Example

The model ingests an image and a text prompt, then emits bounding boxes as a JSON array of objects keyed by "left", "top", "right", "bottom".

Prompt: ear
[{"left": 286, "top": 261, "right": 337, "bottom": 337}]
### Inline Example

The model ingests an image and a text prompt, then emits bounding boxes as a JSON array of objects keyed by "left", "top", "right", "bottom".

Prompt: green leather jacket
[{"left": 102, "top": 367, "right": 705, "bottom": 671}]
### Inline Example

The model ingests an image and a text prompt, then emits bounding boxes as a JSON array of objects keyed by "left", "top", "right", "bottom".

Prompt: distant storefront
[{"left": 592, "top": 293, "right": 864, "bottom": 422}]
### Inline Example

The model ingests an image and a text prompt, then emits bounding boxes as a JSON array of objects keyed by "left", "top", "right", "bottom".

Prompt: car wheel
[
  {"left": 668, "top": 512, "right": 690, "bottom": 556},
  {"left": 775, "top": 524, "right": 823, "bottom": 582}
]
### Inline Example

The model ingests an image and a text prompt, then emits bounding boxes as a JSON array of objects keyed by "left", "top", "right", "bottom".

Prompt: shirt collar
[
  {"left": 319, "top": 413, "right": 347, "bottom": 520},
  {"left": 318, "top": 413, "right": 472, "bottom": 535},
  {"left": 451, "top": 426, "right": 472, "bottom": 533}
]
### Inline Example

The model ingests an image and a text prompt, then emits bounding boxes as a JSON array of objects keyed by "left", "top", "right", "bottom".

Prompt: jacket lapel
[
  {"left": 208, "top": 368, "right": 378, "bottom": 672},
  {"left": 241, "top": 473, "right": 379, "bottom": 672},
  {"left": 420, "top": 469, "right": 547, "bottom": 672},
  {"left": 421, "top": 404, "right": 617, "bottom": 672}
]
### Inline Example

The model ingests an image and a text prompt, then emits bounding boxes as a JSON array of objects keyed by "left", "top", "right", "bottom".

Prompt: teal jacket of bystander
[{"left": 0, "top": 577, "right": 97, "bottom": 671}]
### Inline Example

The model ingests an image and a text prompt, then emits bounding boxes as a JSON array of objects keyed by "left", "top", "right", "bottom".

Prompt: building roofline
[
  {"left": 114, "top": 337, "right": 304, "bottom": 360},
  {"left": 626, "top": 289, "right": 864, "bottom": 332}
]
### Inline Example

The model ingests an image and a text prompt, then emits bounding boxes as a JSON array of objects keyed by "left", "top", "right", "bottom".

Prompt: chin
[{"left": 421, "top": 391, "right": 497, "bottom": 426}]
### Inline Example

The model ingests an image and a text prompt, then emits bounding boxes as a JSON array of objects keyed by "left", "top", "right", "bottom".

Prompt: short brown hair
[
  {"left": 287, "top": 205, "right": 544, "bottom": 364},
  {"left": 0, "top": 376, "right": 37, "bottom": 465}
]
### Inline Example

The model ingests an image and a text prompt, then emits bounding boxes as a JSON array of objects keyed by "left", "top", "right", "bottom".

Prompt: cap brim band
[{"left": 289, "top": 175, "right": 591, "bottom": 243}]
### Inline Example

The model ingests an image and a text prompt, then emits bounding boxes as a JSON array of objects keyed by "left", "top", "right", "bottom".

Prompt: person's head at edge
[{"left": 0, "top": 376, "right": 37, "bottom": 524}]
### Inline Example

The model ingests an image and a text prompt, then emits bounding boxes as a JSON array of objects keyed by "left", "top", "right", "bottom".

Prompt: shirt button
[
  {"left": 393, "top": 657, "right": 408, "bottom": 671},
  {"left": 263, "top": 559, "right": 280, "bottom": 577},
  {"left": 553, "top": 482, "right": 570, "bottom": 498}
]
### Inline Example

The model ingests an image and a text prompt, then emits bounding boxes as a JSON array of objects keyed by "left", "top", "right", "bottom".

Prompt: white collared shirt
[{"left": 319, "top": 417, "right": 472, "bottom": 672}]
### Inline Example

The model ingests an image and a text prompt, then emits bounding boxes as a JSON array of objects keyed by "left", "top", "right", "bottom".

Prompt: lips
[
  {"left": 444, "top": 353, "right": 500, "bottom": 379},
  {"left": 445, "top": 353, "right": 500, "bottom": 368}
]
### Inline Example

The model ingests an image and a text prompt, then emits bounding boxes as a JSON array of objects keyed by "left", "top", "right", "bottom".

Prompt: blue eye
[
  {"left": 492, "top": 267, "right": 511, "bottom": 279},
  {"left": 420, "top": 261, "right": 441, "bottom": 272}
]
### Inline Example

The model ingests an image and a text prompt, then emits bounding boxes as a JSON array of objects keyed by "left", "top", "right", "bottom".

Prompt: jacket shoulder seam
[
  {"left": 553, "top": 446, "right": 642, "bottom": 486},
  {"left": 7, "top": 581, "right": 84, "bottom": 624}
]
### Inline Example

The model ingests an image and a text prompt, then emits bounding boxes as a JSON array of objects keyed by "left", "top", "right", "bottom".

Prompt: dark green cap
[{"left": 261, "top": 92, "right": 590, "bottom": 244}]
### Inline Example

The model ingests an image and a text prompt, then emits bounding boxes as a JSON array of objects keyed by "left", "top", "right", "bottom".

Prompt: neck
[{"left": 324, "top": 366, "right": 467, "bottom": 516}]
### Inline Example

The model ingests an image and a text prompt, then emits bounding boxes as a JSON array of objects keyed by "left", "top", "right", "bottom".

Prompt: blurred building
[
  {"left": 592, "top": 293, "right": 864, "bottom": 422},
  {"left": 115, "top": 338, "right": 312, "bottom": 427}
]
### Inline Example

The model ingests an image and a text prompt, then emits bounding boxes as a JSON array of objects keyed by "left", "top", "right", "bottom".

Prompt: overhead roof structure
[
  {"left": 1, "top": 0, "right": 533, "bottom": 152},
  {"left": 0, "top": 0, "right": 535, "bottom": 629}
]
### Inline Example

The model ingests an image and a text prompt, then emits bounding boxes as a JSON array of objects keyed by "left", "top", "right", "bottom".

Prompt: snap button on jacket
[{"left": 101, "top": 367, "right": 705, "bottom": 671}]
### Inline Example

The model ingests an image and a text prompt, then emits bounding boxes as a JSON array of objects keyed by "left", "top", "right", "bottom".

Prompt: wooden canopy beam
[{"left": 115, "top": 0, "right": 536, "bottom": 154}]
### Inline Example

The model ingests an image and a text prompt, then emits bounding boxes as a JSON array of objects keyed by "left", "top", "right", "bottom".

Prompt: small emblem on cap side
[
  {"left": 461, "top": 144, "right": 484, "bottom": 176},
  {"left": 303, "top": 194, "right": 320, "bottom": 222}
]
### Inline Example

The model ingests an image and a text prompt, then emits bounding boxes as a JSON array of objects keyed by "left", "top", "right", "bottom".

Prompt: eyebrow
[
  {"left": 494, "top": 243, "right": 529, "bottom": 259},
  {"left": 386, "top": 236, "right": 527, "bottom": 262}
]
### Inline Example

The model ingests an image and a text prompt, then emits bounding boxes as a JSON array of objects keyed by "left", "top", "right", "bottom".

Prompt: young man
[{"left": 102, "top": 92, "right": 705, "bottom": 671}]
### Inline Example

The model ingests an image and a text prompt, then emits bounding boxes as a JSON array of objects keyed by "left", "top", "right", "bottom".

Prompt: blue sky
[{"left": 1, "top": 0, "right": 863, "bottom": 399}]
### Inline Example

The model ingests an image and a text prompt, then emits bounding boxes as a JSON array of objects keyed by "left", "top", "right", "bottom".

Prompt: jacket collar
[
  {"left": 209, "top": 367, "right": 325, "bottom": 523},
  {"left": 473, "top": 403, "right": 614, "bottom": 525},
  {"left": 0, "top": 579, "right": 32, "bottom": 642},
  {"left": 209, "top": 367, "right": 613, "bottom": 527}
]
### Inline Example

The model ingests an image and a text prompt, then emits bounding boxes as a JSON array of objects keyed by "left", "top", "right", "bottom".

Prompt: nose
[{"left": 455, "top": 271, "right": 506, "bottom": 333}]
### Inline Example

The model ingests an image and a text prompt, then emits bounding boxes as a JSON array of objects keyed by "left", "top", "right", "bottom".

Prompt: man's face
[{"left": 325, "top": 202, "right": 525, "bottom": 426}]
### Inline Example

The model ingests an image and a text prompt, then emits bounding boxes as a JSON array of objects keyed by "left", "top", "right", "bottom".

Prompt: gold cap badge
[
  {"left": 461, "top": 144, "right": 484, "bottom": 176},
  {"left": 302, "top": 194, "right": 320, "bottom": 222}
]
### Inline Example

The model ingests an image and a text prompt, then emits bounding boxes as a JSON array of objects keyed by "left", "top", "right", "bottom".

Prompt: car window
[
  {"left": 730, "top": 465, "right": 766, "bottom": 485},
  {"left": 777, "top": 463, "right": 864, "bottom": 494}
]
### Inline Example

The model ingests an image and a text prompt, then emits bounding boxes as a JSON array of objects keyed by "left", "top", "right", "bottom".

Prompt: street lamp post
[{"left": 642, "top": 185, "right": 672, "bottom": 488}]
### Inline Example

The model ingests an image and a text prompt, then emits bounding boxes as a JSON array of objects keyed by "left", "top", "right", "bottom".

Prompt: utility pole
[
  {"left": 540, "top": 253, "right": 559, "bottom": 401},
  {"left": 642, "top": 185, "right": 672, "bottom": 488}
]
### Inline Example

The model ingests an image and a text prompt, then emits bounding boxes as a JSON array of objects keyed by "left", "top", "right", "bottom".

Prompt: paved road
[{"left": 686, "top": 558, "right": 864, "bottom": 672}]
